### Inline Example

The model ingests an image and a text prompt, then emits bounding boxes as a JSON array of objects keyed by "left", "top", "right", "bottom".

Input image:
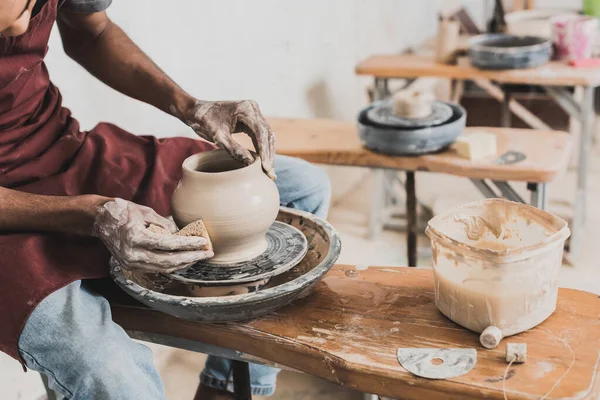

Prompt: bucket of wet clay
[{"left": 425, "top": 199, "right": 570, "bottom": 337}]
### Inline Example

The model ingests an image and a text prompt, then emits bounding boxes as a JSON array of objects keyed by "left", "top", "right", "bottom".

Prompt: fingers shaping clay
[{"left": 148, "top": 220, "right": 213, "bottom": 251}]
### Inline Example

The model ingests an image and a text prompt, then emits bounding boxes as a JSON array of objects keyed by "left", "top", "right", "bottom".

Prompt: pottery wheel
[
  {"left": 168, "top": 221, "right": 308, "bottom": 286},
  {"left": 366, "top": 100, "right": 453, "bottom": 129}
]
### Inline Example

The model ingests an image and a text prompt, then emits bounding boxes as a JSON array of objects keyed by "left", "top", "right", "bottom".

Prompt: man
[{"left": 0, "top": 0, "right": 331, "bottom": 399}]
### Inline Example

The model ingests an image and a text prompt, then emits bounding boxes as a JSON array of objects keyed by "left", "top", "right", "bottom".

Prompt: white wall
[{"left": 46, "top": 0, "right": 440, "bottom": 138}]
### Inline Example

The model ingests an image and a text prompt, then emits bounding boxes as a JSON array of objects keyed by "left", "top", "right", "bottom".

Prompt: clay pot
[{"left": 171, "top": 149, "right": 280, "bottom": 264}]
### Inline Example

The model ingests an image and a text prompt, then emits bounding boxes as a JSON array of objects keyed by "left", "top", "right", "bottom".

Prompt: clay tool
[
  {"left": 397, "top": 348, "right": 477, "bottom": 379},
  {"left": 505, "top": 343, "right": 527, "bottom": 363},
  {"left": 494, "top": 150, "right": 526, "bottom": 165},
  {"left": 148, "top": 219, "right": 213, "bottom": 251}
]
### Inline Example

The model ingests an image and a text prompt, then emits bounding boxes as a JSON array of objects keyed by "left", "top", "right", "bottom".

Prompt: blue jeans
[{"left": 18, "top": 155, "right": 331, "bottom": 399}]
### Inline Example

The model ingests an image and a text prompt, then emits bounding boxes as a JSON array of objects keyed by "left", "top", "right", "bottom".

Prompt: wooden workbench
[
  {"left": 266, "top": 118, "right": 572, "bottom": 183},
  {"left": 107, "top": 265, "right": 600, "bottom": 399},
  {"left": 356, "top": 54, "right": 600, "bottom": 87}
]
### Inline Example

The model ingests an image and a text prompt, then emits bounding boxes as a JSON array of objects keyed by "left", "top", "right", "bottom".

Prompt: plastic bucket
[{"left": 425, "top": 199, "right": 570, "bottom": 337}]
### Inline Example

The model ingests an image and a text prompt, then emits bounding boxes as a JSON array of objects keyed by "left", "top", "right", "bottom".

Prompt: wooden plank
[
  {"left": 107, "top": 265, "right": 600, "bottom": 400},
  {"left": 253, "top": 118, "right": 572, "bottom": 183},
  {"left": 355, "top": 54, "right": 600, "bottom": 87}
]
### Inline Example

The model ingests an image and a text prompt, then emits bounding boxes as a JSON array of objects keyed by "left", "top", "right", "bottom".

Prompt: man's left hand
[{"left": 182, "top": 99, "right": 276, "bottom": 180}]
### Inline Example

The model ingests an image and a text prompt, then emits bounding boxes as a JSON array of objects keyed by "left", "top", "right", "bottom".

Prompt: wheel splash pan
[
  {"left": 358, "top": 101, "right": 466, "bottom": 156},
  {"left": 111, "top": 207, "right": 341, "bottom": 323}
]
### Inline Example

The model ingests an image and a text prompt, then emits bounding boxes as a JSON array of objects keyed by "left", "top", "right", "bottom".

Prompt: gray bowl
[
  {"left": 468, "top": 33, "right": 552, "bottom": 70},
  {"left": 110, "top": 207, "right": 341, "bottom": 323},
  {"left": 357, "top": 102, "right": 466, "bottom": 156}
]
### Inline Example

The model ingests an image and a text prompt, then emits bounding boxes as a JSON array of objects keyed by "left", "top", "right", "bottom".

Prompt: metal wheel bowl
[
  {"left": 110, "top": 207, "right": 341, "bottom": 323},
  {"left": 357, "top": 102, "right": 466, "bottom": 156},
  {"left": 468, "top": 33, "right": 552, "bottom": 70}
]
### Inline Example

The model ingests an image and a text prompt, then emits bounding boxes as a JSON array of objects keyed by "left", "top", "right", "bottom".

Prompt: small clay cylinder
[
  {"left": 480, "top": 326, "right": 503, "bottom": 349},
  {"left": 506, "top": 343, "right": 527, "bottom": 363},
  {"left": 435, "top": 18, "right": 460, "bottom": 64},
  {"left": 392, "top": 90, "right": 435, "bottom": 119}
]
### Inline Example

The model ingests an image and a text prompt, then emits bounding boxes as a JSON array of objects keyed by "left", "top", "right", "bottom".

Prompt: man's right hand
[{"left": 94, "top": 199, "right": 213, "bottom": 273}]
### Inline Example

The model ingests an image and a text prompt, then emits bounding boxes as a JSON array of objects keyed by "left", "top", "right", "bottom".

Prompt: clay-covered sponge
[{"left": 147, "top": 220, "right": 213, "bottom": 252}]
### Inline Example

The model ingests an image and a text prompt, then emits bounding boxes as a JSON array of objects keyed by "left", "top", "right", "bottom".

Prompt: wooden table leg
[
  {"left": 232, "top": 360, "right": 252, "bottom": 400},
  {"left": 406, "top": 171, "right": 417, "bottom": 267},
  {"left": 570, "top": 86, "right": 596, "bottom": 258},
  {"left": 502, "top": 86, "right": 512, "bottom": 127}
]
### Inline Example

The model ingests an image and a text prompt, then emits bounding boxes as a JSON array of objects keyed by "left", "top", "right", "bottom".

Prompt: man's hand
[
  {"left": 56, "top": 12, "right": 276, "bottom": 179},
  {"left": 94, "top": 199, "right": 213, "bottom": 273},
  {"left": 182, "top": 100, "right": 276, "bottom": 180}
]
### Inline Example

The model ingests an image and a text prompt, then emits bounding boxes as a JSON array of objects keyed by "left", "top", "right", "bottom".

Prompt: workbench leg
[
  {"left": 368, "top": 169, "right": 386, "bottom": 239},
  {"left": 406, "top": 171, "right": 417, "bottom": 267},
  {"left": 232, "top": 360, "right": 252, "bottom": 400},
  {"left": 502, "top": 87, "right": 511, "bottom": 127},
  {"left": 528, "top": 182, "right": 547, "bottom": 210},
  {"left": 367, "top": 78, "right": 390, "bottom": 240},
  {"left": 570, "top": 86, "right": 595, "bottom": 258}
]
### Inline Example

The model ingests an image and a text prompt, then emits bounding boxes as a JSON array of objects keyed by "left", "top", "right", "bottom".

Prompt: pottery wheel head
[
  {"left": 366, "top": 100, "right": 453, "bottom": 129},
  {"left": 167, "top": 221, "right": 308, "bottom": 285}
]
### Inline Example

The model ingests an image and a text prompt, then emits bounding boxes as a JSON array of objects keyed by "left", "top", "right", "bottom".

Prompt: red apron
[{"left": 0, "top": 0, "right": 213, "bottom": 362}]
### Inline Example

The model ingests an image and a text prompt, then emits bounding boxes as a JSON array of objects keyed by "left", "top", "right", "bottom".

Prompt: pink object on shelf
[
  {"left": 551, "top": 15, "right": 598, "bottom": 60},
  {"left": 568, "top": 58, "right": 600, "bottom": 67}
]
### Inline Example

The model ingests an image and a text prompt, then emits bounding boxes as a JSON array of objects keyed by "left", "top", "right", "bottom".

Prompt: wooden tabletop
[
  {"left": 355, "top": 54, "right": 600, "bottom": 87},
  {"left": 260, "top": 118, "right": 572, "bottom": 183},
  {"left": 107, "top": 265, "right": 600, "bottom": 400}
]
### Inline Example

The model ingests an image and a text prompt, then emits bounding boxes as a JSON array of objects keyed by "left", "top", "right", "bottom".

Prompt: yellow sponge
[
  {"left": 454, "top": 132, "right": 497, "bottom": 161},
  {"left": 147, "top": 220, "right": 213, "bottom": 251}
]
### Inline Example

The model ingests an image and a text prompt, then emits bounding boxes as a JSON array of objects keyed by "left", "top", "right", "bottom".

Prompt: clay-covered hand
[
  {"left": 182, "top": 99, "right": 276, "bottom": 179},
  {"left": 94, "top": 199, "right": 213, "bottom": 273}
]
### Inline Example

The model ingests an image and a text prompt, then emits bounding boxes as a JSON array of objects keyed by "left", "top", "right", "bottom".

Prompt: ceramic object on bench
[
  {"left": 171, "top": 149, "right": 280, "bottom": 264},
  {"left": 110, "top": 207, "right": 342, "bottom": 322},
  {"left": 358, "top": 102, "right": 466, "bottom": 156},
  {"left": 468, "top": 33, "right": 552, "bottom": 70},
  {"left": 505, "top": 8, "right": 578, "bottom": 38}
]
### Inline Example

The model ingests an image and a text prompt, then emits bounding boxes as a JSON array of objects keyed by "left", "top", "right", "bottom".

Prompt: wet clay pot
[{"left": 171, "top": 149, "right": 280, "bottom": 264}]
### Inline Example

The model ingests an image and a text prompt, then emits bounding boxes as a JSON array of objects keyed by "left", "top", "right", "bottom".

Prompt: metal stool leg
[
  {"left": 406, "top": 171, "right": 417, "bottom": 267},
  {"left": 527, "top": 182, "right": 547, "bottom": 210},
  {"left": 40, "top": 373, "right": 58, "bottom": 400},
  {"left": 368, "top": 169, "right": 386, "bottom": 239},
  {"left": 232, "top": 360, "right": 252, "bottom": 400}
]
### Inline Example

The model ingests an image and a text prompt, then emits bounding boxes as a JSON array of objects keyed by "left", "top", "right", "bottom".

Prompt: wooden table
[
  {"left": 257, "top": 118, "right": 572, "bottom": 266},
  {"left": 267, "top": 118, "right": 571, "bottom": 183},
  {"left": 106, "top": 265, "right": 600, "bottom": 400},
  {"left": 355, "top": 53, "right": 599, "bottom": 259}
]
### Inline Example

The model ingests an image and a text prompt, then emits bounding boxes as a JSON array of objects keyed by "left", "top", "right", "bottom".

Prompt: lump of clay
[
  {"left": 147, "top": 220, "right": 213, "bottom": 251},
  {"left": 392, "top": 89, "right": 435, "bottom": 119}
]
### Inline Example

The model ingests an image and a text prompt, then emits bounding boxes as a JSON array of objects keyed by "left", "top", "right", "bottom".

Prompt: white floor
[{"left": 2, "top": 152, "right": 600, "bottom": 400}]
